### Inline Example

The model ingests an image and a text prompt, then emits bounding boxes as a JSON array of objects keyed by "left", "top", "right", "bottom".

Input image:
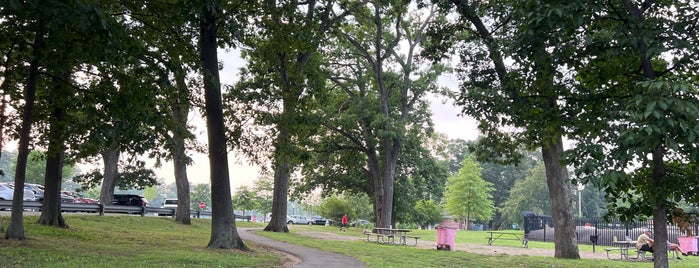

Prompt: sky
[{"left": 148, "top": 50, "right": 480, "bottom": 190}]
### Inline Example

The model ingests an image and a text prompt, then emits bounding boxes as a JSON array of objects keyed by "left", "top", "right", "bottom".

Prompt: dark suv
[{"left": 113, "top": 194, "right": 148, "bottom": 207}]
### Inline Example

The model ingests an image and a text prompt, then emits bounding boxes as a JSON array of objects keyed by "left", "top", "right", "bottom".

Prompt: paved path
[{"left": 238, "top": 228, "right": 366, "bottom": 268}]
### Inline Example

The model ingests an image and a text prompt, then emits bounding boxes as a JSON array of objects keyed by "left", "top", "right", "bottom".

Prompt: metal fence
[
  {"left": 523, "top": 212, "right": 696, "bottom": 246},
  {"left": 0, "top": 200, "right": 251, "bottom": 221}
]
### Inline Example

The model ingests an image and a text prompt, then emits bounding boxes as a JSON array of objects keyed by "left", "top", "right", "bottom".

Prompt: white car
[
  {"left": 286, "top": 215, "right": 309, "bottom": 224},
  {"left": 161, "top": 198, "right": 178, "bottom": 208}
]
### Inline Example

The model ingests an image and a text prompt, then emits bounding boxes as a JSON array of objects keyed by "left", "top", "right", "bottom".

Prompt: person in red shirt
[{"left": 341, "top": 214, "right": 348, "bottom": 232}]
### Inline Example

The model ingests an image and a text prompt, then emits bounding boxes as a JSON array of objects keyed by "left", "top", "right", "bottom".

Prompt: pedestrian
[{"left": 341, "top": 214, "right": 348, "bottom": 232}]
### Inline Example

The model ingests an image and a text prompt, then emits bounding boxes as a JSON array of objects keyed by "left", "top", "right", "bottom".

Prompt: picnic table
[
  {"left": 606, "top": 240, "right": 655, "bottom": 261},
  {"left": 365, "top": 228, "right": 419, "bottom": 246},
  {"left": 486, "top": 231, "right": 528, "bottom": 248}
]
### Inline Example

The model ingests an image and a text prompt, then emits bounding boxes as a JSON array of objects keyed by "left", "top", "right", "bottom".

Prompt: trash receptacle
[{"left": 436, "top": 226, "right": 457, "bottom": 251}]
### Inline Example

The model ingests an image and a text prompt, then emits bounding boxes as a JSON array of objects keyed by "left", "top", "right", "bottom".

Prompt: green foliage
[
  {"left": 232, "top": 185, "right": 256, "bottom": 214},
  {"left": 72, "top": 160, "right": 158, "bottom": 192},
  {"left": 318, "top": 196, "right": 353, "bottom": 223},
  {"left": 444, "top": 157, "right": 495, "bottom": 223},
  {"left": 412, "top": 199, "right": 443, "bottom": 228},
  {"left": 563, "top": 1, "right": 699, "bottom": 226},
  {"left": 251, "top": 176, "right": 274, "bottom": 216},
  {"left": 500, "top": 163, "right": 551, "bottom": 225},
  {"left": 9, "top": 150, "right": 76, "bottom": 184},
  {"left": 345, "top": 194, "right": 374, "bottom": 222},
  {"left": 190, "top": 183, "right": 211, "bottom": 211}
]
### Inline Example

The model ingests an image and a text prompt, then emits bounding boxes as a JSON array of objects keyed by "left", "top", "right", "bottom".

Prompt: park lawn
[
  {"left": 2, "top": 215, "right": 695, "bottom": 267},
  {"left": 276, "top": 224, "right": 699, "bottom": 267},
  {"left": 0, "top": 215, "right": 279, "bottom": 268}
]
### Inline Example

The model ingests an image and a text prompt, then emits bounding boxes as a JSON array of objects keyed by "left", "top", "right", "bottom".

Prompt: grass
[
  {"left": 1, "top": 215, "right": 696, "bottom": 267},
  {"left": 0, "top": 215, "right": 281, "bottom": 268},
  {"left": 274, "top": 224, "right": 698, "bottom": 267}
]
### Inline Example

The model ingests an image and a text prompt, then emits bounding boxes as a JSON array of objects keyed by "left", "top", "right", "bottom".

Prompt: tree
[
  {"left": 251, "top": 175, "right": 274, "bottom": 220},
  {"left": 319, "top": 195, "right": 353, "bottom": 223},
  {"left": 229, "top": 0, "right": 369, "bottom": 233},
  {"left": 565, "top": 1, "right": 699, "bottom": 266},
  {"left": 232, "top": 186, "right": 255, "bottom": 216},
  {"left": 500, "top": 163, "right": 551, "bottom": 226},
  {"left": 190, "top": 183, "right": 211, "bottom": 211},
  {"left": 9, "top": 150, "right": 75, "bottom": 184},
  {"left": 197, "top": 0, "right": 245, "bottom": 250},
  {"left": 442, "top": 138, "right": 539, "bottom": 229},
  {"left": 120, "top": 0, "right": 202, "bottom": 226},
  {"left": 444, "top": 156, "right": 494, "bottom": 229},
  {"left": 435, "top": 0, "right": 587, "bottom": 258},
  {"left": 296, "top": 2, "right": 447, "bottom": 229},
  {"left": 412, "top": 199, "right": 443, "bottom": 229},
  {"left": 3, "top": 0, "right": 47, "bottom": 239}
]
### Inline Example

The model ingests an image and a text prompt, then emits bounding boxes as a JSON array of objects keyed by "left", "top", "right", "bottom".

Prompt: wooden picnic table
[
  {"left": 366, "top": 228, "right": 419, "bottom": 246},
  {"left": 486, "top": 231, "right": 528, "bottom": 248}
]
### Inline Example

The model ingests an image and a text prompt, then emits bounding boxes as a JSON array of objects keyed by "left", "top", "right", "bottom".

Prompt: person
[
  {"left": 636, "top": 229, "right": 654, "bottom": 253},
  {"left": 341, "top": 214, "right": 348, "bottom": 232},
  {"left": 636, "top": 229, "right": 686, "bottom": 260},
  {"left": 668, "top": 241, "right": 688, "bottom": 259}
]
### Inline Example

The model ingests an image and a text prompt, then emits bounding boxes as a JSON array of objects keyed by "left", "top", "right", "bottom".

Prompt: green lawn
[
  {"left": 1, "top": 215, "right": 695, "bottom": 267},
  {"left": 0, "top": 215, "right": 281, "bottom": 267},
  {"left": 276, "top": 224, "right": 697, "bottom": 267}
]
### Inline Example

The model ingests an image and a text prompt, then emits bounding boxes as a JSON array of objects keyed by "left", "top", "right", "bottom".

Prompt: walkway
[{"left": 238, "top": 228, "right": 366, "bottom": 268}]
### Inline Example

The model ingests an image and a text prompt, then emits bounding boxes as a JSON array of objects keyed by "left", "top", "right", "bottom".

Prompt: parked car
[
  {"left": 0, "top": 183, "right": 13, "bottom": 200},
  {"left": 25, "top": 183, "right": 45, "bottom": 201},
  {"left": 308, "top": 215, "right": 332, "bottom": 225},
  {"left": 351, "top": 219, "right": 372, "bottom": 227},
  {"left": 161, "top": 198, "right": 178, "bottom": 208},
  {"left": 286, "top": 215, "right": 309, "bottom": 224},
  {"left": 0, "top": 183, "right": 38, "bottom": 201},
  {"left": 113, "top": 194, "right": 148, "bottom": 207},
  {"left": 72, "top": 193, "right": 99, "bottom": 204}
]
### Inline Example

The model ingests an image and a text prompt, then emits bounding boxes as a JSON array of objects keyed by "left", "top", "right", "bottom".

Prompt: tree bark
[
  {"left": 264, "top": 155, "right": 290, "bottom": 233},
  {"left": 199, "top": 0, "right": 246, "bottom": 250},
  {"left": 37, "top": 71, "right": 70, "bottom": 228},
  {"left": 171, "top": 66, "right": 191, "bottom": 225},
  {"left": 6, "top": 30, "right": 42, "bottom": 240},
  {"left": 99, "top": 148, "right": 119, "bottom": 205},
  {"left": 541, "top": 135, "right": 580, "bottom": 259}
]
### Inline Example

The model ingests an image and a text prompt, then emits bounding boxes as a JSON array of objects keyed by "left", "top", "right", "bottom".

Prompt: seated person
[
  {"left": 668, "top": 241, "right": 688, "bottom": 259},
  {"left": 636, "top": 229, "right": 686, "bottom": 260},
  {"left": 636, "top": 229, "right": 654, "bottom": 253}
]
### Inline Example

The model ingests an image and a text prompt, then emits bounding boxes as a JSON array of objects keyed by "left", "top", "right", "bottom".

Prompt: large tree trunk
[
  {"left": 171, "top": 66, "right": 191, "bottom": 225},
  {"left": 378, "top": 138, "right": 399, "bottom": 228},
  {"left": 367, "top": 152, "right": 384, "bottom": 227},
  {"left": 541, "top": 135, "right": 580, "bottom": 259},
  {"left": 651, "top": 147, "right": 669, "bottom": 267},
  {"left": 199, "top": 0, "right": 246, "bottom": 250},
  {"left": 6, "top": 30, "right": 42, "bottom": 240},
  {"left": 264, "top": 154, "right": 290, "bottom": 233},
  {"left": 99, "top": 148, "right": 119, "bottom": 205},
  {"left": 37, "top": 72, "right": 70, "bottom": 228}
]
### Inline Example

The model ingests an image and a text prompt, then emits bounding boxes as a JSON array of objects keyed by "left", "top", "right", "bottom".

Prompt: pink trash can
[{"left": 436, "top": 226, "right": 457, "bottom": 251}]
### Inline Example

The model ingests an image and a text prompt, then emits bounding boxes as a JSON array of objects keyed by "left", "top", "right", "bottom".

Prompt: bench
[
  {"left": 364, "top": 230, "right": 394, "bottom": 244},
  {"left": 486, "top": 231, "right": 528, "bottom": 248},
  {"left": 604, "top": 248, "right": 623, "bottom": 260},
  {"left": 404, "top": 235, "right": 420, "bottom": 246}
]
